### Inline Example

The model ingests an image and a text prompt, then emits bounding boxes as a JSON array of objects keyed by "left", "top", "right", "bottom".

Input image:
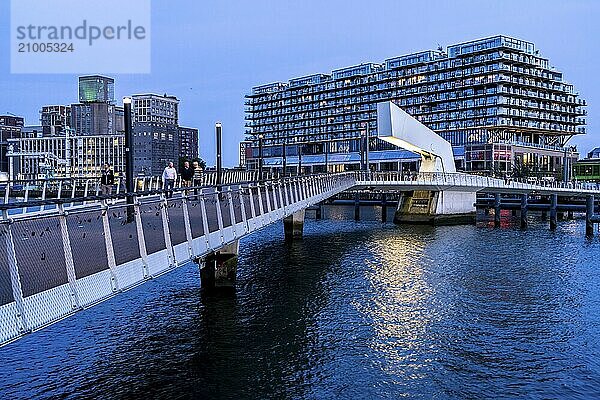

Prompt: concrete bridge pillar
[
  {"left": 550, "top": 194, "right": 558, "bottom": 231},
  {"left": 284, "top": 209, "right": 305, "bottom": 241},
  {"left": 198, "top": 240, "right": 239, "bottom": 289},
  {"left": 493, "top": 193, "right": 501, "bottom": 227},
  {"left": 586, "top": 195, "right": 595, "bottom": 236},
  {"left": 520, "top": 194, "right": 528, "bottom": 229}
]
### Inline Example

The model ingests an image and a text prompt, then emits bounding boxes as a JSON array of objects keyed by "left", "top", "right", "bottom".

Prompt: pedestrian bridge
[{"left": 1, "top": 171, "right": 599, "bottom": 346}]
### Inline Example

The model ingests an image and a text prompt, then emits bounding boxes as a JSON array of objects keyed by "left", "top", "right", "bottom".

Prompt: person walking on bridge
[
  {"left": 100, "top": 163, "right": 115, "bottom": 195},
  {"left": 181, "top": 161, "right": 194, "bottom": 187},
  {"left": 162, "top": 162, "right": 177, "bottom": 199}
]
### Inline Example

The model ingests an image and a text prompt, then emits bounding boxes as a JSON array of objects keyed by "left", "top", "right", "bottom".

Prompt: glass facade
[
  {"left": 244, "top": 35, "right": 587, "bottom": 176},
  {"left": 78, "top": 76, "right": 115, "bottom": 104}
]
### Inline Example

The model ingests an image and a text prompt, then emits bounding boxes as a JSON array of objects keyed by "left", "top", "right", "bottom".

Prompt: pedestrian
[
  {"left": 162, "top": 161, "right": 177, "bottom": 199},
  {"left": 192, "top": 161, "right": 203, "bottom": 195},
  {"left": 100, "top": 163, "right": 114, "bottom": 195},
  {"left": 181, "top": 161, "right": 194, "bottom": 187}
]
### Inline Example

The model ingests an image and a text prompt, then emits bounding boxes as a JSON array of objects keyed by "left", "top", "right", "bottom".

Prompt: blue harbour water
[{"left": 1, "top": 210, "right": 600, "bottom": 399}]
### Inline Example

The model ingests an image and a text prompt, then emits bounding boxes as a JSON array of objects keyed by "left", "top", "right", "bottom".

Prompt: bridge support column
[
  {"left": 493, "top": 193, "right": 501, "bottom": 227},
  {"left": 567, "top": 210, "right": 574, "bottom": 220},
  {"left": 520, "top": 194, "right": 528, "bottom": 229},
  {"left": 586, "top": 195, "right": 594, "bottom": 236},
  {"left": 284, "top": 209, "right": 305, "bottom": 241},
  {"left": 354, "top": 193, "right": 360, "bottom": 221},
  {"left": 315, "top": 204, "right": 322, "bottom": 220},
  {"left": 550, "top": 194, "right": 558, "bottom": 230},
  {"left": 198, "top": 240, "right": 239, "bottom": 289}
]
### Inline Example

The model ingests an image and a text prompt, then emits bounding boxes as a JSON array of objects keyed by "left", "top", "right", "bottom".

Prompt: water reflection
[{"left": 1, "top": 214, "right": 600, "bottom": 399}]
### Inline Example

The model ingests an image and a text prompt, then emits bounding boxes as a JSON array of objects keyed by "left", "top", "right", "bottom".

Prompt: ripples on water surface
[{"left": 1, "top": 214, "right": 600, "bottom": 399}]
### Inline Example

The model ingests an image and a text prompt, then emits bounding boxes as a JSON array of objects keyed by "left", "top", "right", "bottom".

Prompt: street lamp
[
  {"left": 282, "top": 136, "right": 287, "bottom": 178},
  {"left": 258, "top": 134, "right": 264, "bottom": 181},
  {"left": 123, "top": 96, "right": 134, "bottom": 222},
  {"left": 365, "top": 122, "right": 370, "bottom": 171},
  {"left": 361, "top": 122, "right": 370, "bottom": 172},
  {"left": 324, "top": 141, "right": 329, "bottom": 173},
  {"left": 360, "top": 129, "right": 365, "bottom": 171},
  {"left": 297, "top": 139, "right": 303, "bottom": 176},
  {"left": 216, "top": 122, "right": 222, "bottom": 188}
]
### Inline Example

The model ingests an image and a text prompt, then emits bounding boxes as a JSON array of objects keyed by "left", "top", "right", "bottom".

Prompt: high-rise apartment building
[
  {"left": 71, "top": 103, "right": 123, "bottom": 136},
  {"left": 70, "top": 75, "right": 123, "bottom": 136},
  {"left": 0, "top": 115, "right": 24, "bottom": 173},
  {"left": 177, "top": 126, "right": 199, "bottom": 161},
  {"left": 78, "top": 75, "right": 115, "bottom": 103},
  {"left": 132, "top": 94, "right": 180, "bottom": 176},
  {"left": 41, "top": 105, "right": 71, "bottom": 136},
  {"left": 244, "top": 36, "right": 587, "bottom": 177}
]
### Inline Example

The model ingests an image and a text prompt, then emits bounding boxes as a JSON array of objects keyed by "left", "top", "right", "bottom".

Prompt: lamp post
[
  {"left": 365, "top": 122, "right": 370, "bottom": 171},
  {"left": 324, "top": 141, "right": 329, "bottom": 173},
  {"left": 298, "top": 140, "right": 303, "bottom": 176},
  {"left": 282, "top": 136, "right": 287, "bottom": 178},
  {"left": 360, "top": 129, "right": 365, "bottom": 171},
  {"left": 216, "top": 122, "right": 222, "bottom": 188},
  {"left": 123, "top": 97, "right": 134, "bottom": 221},
  {"left": 258, "top": 134, "right": 264, "bottom": 181}
]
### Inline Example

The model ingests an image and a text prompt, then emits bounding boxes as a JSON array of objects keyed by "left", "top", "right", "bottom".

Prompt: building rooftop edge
[{"left": 250, "top": 34, "right": 540, "bottom": 91}]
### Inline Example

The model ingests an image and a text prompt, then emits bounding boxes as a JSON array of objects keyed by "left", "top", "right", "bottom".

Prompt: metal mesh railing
[{"left": 0, "top": 172, "right": 361, "bottom": 346}]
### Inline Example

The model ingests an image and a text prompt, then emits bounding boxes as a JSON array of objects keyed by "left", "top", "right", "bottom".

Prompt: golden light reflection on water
[{"left": 355, "top": 232, "right": 440, "bottom": 377}]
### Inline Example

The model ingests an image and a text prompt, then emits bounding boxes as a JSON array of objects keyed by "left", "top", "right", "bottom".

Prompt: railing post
[
  {"left": 161, "top": 197, "right": 175, "bottom": 267},
  {"left": 198, "top": 189, "right": 212, "bottom": 251},
  {"left": 248, "top": 184, "right": 257, "bottom": 220},
  {"left": 133, "top": 198, "right": 150, "bottom": 278},
  {"left": 57, "top": 181, "right": 63, "bottom": 200},
  {"left": 181, "top": 194, "right": 194, "bottom": 258},
  {"left": 40, "top": 181, "right": 48, "bottom": 211},
  {"left": 256, "top": 185, "right": 265, "bottom": 216},
  {"left": 227, "top": 188, "right": 236, "bottom": 227},
  {"left": 57, "top": 204, "right": 81, "bottom": 310},
  {"left": 83, "top": 180, "right": 90, "bottom": 205},
  {"left": 2, "top": 215, "right": 29, "bottom": 333},
  {"left": 214, "top": 191, "right": 225, "bottom": 242},
  {"left": 101, "top": 202, "right": 121, "bottom": 292},
  {"left": 239, "top": 186, "right": 249, "bottom": 230}
]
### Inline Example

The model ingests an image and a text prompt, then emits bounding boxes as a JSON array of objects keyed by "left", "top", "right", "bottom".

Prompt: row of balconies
[
  {"left": 500, "top": 53, "right": 550, "bottom": 69},
  {"left": 247, "top": 83, "right": 501, "bottom": 114},
  {"left": 246, "top": 54, "right": 563, "bottom": 105},
  {"left": 247, "top": 107, "right": 583, "bottom": 133},
  {"left": 247, "top": 77, "right": 581, "bottom": 114},
  {"left": 497, "top": 86, "right": 584, "bottom": 105},
  {"left": 248, "top": 94, "right": 584, "bottom": 127}
]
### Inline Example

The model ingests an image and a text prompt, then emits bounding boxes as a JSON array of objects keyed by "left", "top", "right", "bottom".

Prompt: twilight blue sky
[{"left": 1, "top": 0, "right": 599, "bottom": 166}]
